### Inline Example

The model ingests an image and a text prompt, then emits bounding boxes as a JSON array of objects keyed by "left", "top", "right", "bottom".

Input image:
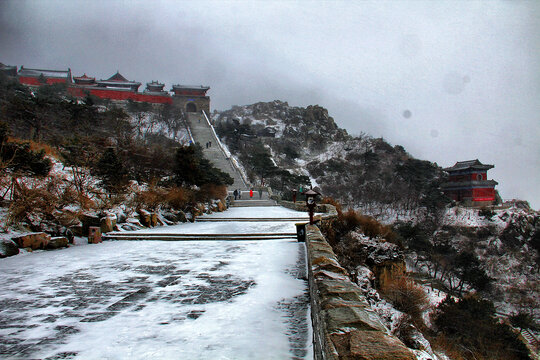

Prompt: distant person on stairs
[
  {"left": 258, "top": 188, "right": 263, "bottom": 199},
  {"left": 233, "top": 189, "right": 238, "bottom": 200},
  {"left": 249, "top": 189, "right": 253, "bottom": 199}
]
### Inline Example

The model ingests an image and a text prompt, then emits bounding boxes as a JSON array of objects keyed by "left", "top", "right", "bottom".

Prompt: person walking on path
[
  {"left": 258, "top": 188, "right": 263, "bottom": 199},
  {"left": 233, "top": 189, "right": 238, "bottom": 200},
  {"left": 249, "top": 189, "right": 254, "bottom": 199}
]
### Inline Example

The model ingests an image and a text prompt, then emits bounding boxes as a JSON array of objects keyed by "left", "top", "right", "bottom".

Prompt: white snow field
[{"left": 0, "top": 207, "right": 312, "bottom": 360}]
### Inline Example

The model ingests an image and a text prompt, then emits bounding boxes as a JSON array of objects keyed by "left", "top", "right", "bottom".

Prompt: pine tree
[{"left": 95, "top": 148, "right": 128, "bottom": 194}]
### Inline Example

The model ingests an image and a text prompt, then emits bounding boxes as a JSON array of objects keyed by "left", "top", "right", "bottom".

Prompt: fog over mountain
[{"left": 1, "top": 0, "right": 539, "bottom": 208}]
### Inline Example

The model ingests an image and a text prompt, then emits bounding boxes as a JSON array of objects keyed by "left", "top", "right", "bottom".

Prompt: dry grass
[
  {"left": 7, "top": 137, "right": 60, "bottom": 159},
  {"left": 380, "top": 275, "right": 430, "bottom": 326}
]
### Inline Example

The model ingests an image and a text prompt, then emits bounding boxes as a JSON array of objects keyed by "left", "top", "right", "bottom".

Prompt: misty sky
[{"left": 1, "top": 0, "right": 539, "bottom": 209}]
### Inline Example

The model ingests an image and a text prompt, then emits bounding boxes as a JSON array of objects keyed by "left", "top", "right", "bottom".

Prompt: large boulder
[
  {"left": 47, "top": 237, "right": 69, "bottom": 249},
  {"left": 0, "top": 238, "right": 20, "bottom": 258},
  {"left": 138, "top": 209, "right": 152, "bottom": 227},
  {"left": 100, "top": 215, "right": 117, "bottom": 233},
  {"left": 11, "top": 232, "right": 50, "bottom": 250}
]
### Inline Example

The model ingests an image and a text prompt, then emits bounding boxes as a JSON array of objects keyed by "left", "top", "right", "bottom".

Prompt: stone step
[
  {"left": 231, "top": 200, "right": 278, "bottom": 207},
  {"left": 103, "top": 232, "right": 297, "bottom": 241},
  {"left": 195, "top": 217, "right": 309, "bottom": 222}
]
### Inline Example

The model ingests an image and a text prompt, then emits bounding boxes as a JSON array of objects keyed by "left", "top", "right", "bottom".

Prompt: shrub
[
  {"left": 479, "top": 207, "right": 495, "bottom": 220},
  {"left": 8, "top": 185, "right": 58, "bottom": 226},
  {"left": 133, "top": 188, "right": 166, "bottom": 211},
  {"left": 165, "top": 186, "right": 193, "bottom": 209},
  {"left": 432, "top": 294, "right": 531, "bottom": 360},
  {"left": 196, "top": 184, "right": 227, "bottom": 203},
  {"left": 380, "top": 275, "right": 430, "bottom": 325}
]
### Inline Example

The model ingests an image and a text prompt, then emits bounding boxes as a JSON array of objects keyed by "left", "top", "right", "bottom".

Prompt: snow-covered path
[{"left": 0, "top": 207, "right": 312, "bottom": 360}]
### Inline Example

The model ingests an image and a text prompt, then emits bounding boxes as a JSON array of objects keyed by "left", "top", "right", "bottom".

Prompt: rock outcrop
[{"left": 306, "top": 225, "right": 415, "bottom": 360}]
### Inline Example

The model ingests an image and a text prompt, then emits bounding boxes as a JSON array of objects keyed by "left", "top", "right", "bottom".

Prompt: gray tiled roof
[
  {"left": 17, "top": 67, "right": 71, "bottom": 78},
  {"left": 444, "top": 159, "right": 494, "bottom": 172},
  {"left": 171, "top": 84, "right": 210, "bottom": 90}
]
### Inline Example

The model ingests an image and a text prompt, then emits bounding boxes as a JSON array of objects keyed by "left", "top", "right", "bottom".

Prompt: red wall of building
[
  {"left": 67, "top": 87, "right": 172, "bottom": 104},
  {"left": 20, "top": 77, "right": 173, "bottom": 104},
  {"left": 18, "top": 76, "right": 68, "bottom": 86},
  {"left": 472, "top": 188, "right": 495, "bottom": 201}
]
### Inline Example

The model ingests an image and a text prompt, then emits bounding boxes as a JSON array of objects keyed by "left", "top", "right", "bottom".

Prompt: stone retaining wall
[{"left": 305, "top": 224, "right": 415, "bottom": 360}]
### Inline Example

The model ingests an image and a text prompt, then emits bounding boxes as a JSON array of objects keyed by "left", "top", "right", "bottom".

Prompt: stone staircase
[
  {"left": 187, "top": 112, "right": 248, "bottom": 190},
  {"left": 231, "top": 199, "right": 277, "bottom": 207}
]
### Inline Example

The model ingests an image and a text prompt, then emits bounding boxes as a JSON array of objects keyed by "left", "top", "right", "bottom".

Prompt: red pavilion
[{"left": 442, "top": 159, "right": 498, "bottom": 207}]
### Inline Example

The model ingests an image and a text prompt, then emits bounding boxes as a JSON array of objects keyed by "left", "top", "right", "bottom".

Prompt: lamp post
[{"left": 303, "top": 188, "right": 320, "bottom": 225}]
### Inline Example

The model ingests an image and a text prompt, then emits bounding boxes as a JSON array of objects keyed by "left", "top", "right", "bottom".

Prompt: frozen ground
[{"left": 0, "top": 207, "right": 312, "bottom": 360}]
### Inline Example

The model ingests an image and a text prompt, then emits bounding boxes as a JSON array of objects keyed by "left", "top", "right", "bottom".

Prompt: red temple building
[
  {"left": 73, "top": 73, "right": 96, "bottom": 86},
  {"left": 145, "top": 80, "right": 166, "bottom": 93},
  {"left": 441, "top": 159, "right": 498, "bottom": 207},
  {"left": 17, "top": 66, "right": 72, "bottom": 86},
  {"left": 70, "top": 72, "right": 173, "bottom": 104},
  {"left": 96, "top": 71, "right": 141, "bottom": 91}
]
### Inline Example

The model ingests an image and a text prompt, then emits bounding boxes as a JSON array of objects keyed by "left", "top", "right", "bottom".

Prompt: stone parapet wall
[
  {"left": 305, "top": 225, "right": 415, "bottom": 360},
  {"left": 277, "top": 200, "right": 338, "bottom": 219}
]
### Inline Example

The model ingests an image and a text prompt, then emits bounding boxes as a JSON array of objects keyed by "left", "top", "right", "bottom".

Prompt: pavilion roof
[
  {"left": 107, "top": 71, "right": 129, "bottom": 82},
  {"left": 98, "top": 71, "right": 141, "bottom": 86},
  {"left": 73, "top": 73, "right": 95, "bottom": 81},
  {"left": 444, "top": 159, "right": 494, "bottom": 172}
]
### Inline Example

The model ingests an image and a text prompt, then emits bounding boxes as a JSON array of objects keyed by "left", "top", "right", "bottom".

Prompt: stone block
[
  {"left": 88, "top": 226, "right": 102, "bottom": 244},
  {"left": 12, "top": 232, "right": 50, "bottom": 250},
  {"left": 317, "top": 279, "right": 365, "bottom": 303},
  {"left": 47, "top": 237, "right": 69, "bottom": 249},
  {"left": 321, "top": 297, "right": 370, "bottom": 310},
  {"left": 0, "top": 238, "right": 20, "bottom": 258},
  {"left": 324, "top": 306, "right": 386, "bottom": 333},
  {"left": 330, "top": 330, "right": 415, "bottom": 360}
]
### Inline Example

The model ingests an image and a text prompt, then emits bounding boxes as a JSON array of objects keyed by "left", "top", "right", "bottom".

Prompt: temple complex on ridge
[
  {"left": 1, "top": 62, "right": 210, "bottom": 113},
  {"left": 441, "top": 159, "right": 498, "bottom": 207}
]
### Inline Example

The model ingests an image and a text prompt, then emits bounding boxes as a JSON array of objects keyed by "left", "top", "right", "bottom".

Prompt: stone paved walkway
[{"left": 0, "top": 208, "right": 312, "bottom": 360}]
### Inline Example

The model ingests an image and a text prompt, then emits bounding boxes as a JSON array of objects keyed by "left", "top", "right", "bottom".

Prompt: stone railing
[{"left": 305, "top": 224, "right": 415, "bottom": 360}]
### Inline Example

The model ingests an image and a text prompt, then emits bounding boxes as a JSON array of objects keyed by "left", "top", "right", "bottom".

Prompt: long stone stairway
[{"left": 187, "top": 112, "right": 248, "bottom": 190}]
